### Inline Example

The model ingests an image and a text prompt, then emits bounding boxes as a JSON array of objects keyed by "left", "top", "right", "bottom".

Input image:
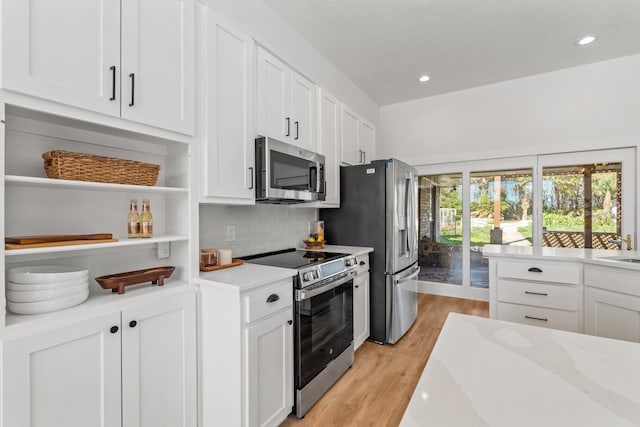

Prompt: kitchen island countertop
[{"left": 400, "top": 313, "right": 640, "bottom": 427}]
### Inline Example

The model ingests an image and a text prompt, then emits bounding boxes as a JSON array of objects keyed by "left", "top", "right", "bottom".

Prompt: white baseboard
[{"left": 417, "top": 280, "right": 489, "bottom": 302}]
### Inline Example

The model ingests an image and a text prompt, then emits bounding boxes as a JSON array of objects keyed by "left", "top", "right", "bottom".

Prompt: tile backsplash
[{"left": 199, "top": 204, "right": 318, "bottom": 257}]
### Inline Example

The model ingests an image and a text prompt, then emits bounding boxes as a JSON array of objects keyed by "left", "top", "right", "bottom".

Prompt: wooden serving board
[
  {"left": 200, "top": 259, "right": 244, "bottom": 272},
  {"left": 5, "top": 233, "right": 113, "bottom": 244},
  {"left": 6, "top": 238, "right": 118, "bottom": 250}
]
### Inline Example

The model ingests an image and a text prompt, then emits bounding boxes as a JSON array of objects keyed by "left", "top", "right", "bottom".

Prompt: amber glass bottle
[
  {"left": 127, "top": 199, "right": 141, "bottom": 238},
  {"left": 140, "top": 199, "right": 153, "bottom": 238}
]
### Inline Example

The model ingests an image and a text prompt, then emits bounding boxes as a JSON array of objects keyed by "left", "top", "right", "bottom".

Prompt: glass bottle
[
  {"left": 127, "top": 199, "right": 141, "bottom": 238},
  {"left": 140, "top": 199, "right": 153, "bottom": 238}
]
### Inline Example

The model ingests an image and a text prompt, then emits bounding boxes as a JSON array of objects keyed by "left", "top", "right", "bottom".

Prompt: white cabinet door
[
  {"left": 584, "top": 287, "right": 640, "bottom": 343},
  {"left": 340, "top": 105, "right": 360, "bottom": 165},
  {"left": 317, "top": 89, "right": 341, "bottom": 206},
  {"left": 257, "top": 47, "right": 290, "bottom": 142},
  {"left": 353, "top": 273, "right": 371, "bottom": 350},
  {"left": 244, "top": 308, "right": 293, "bottom": 427},
  {"left": 290, "top": 70, "right": 316, "bottom": 151},
  {"left": 359, "top": 119, "right": 376, "bottom": 164},
  {"left": 122, "top": 292, "right": 197, "bottom": 427},
  {"left": 1, "top": 0, "right": 120, "bottom": 116},
  {"left": 121, "top": 0, "right": 194, "bottom": 134},
  {"left": 201, "top": 9, "right": 255, "bottom": 203},
  {"left": 2, "top": 313, "right": 122, "bottom": 427}
]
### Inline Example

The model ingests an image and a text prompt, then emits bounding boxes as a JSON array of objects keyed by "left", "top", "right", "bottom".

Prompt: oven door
[{"left": 295, "top": 277, "right": 353, "bottom": 389}]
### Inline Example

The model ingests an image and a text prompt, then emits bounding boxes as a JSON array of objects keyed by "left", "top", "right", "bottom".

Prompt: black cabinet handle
[
  {"left": 266, "top": 294, "right": 280, "bottom": 303},
  {"left": 129, "top": 320, "right": 137, "bottom": 328},
  {"left": 287, "top": 320, "right": 293, "bottom": 325},
  {"left": 525, "top": 291, "right": 548, "bottom": 296},
  {"left": 128, "top": 73, "right": 135, "bottom": 107},
  {"left": 525, "top": 315, "right": 548, "bottom": 322},
  {"left": 109, "top": 66, "right": 116, "bottom": 101},
  {"left": 359, "top": 261, "right": 366, "bottom": 266},
  {"left": 110, "top": 325, "right": 119, "bottom": 334},
  {"left": 527, "top": 267, "right": 543, "bottom": 273},
  {"left": 355, "top": 285, "right": 359, "bottom": 288},
  {"left": 285, "top": 118, "right": 290, "bottom": 136},
  {"left": 295, "top": 121, "right": 299, "bottom": 140},
  {"left": 248, "top": 167, "right": 254, "bottom": 190}
]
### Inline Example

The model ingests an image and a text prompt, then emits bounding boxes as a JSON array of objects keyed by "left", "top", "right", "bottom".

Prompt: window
[{"left": 418, "top": 173, "right": 463, "bottom": 285}]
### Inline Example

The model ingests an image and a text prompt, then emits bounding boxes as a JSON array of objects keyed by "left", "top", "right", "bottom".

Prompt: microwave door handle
[{"left": 309, "top": 164, "right": 317, "bottom": 191}]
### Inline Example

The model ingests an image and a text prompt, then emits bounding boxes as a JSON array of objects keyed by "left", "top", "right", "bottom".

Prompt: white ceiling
[{"left": 262, "top": 0, "right": 640, "bottom": 106}]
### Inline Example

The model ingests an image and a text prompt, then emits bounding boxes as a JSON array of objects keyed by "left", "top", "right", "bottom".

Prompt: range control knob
[
  {"left": 303, "top": 271, "right": 314, "bottom": 281},
  {"left": 345, "top": 257, "right": 357, "bottom": 267}
]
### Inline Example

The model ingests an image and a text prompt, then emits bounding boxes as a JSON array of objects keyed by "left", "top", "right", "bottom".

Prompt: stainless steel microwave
[{"left": 255, "top": 136, "right": 326, "bottom": 204}]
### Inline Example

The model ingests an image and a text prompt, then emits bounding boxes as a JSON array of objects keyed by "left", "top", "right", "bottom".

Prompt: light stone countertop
[
  {"left": 400, "top": 313, "right": 640, "bottom": 427},
  {"left": 483, "top": 244, "right": 640, "bottom": 271},
  {"left": 195, "top": 263, "right": 296, "bottom": 292}
]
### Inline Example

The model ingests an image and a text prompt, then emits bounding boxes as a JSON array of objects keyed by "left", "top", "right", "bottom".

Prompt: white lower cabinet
[
  {"left": 353, "top": 254, "right": 370, "bottom": 350},
  {"left": 490, "top": 258, "right": 581, "bottom": 332},
  {"left": 200, "top": 277, "right": 294, "bottom": 427},
  {"left": 584, "top": 264, "right": 640, "bottom": 343},
  {"left": 2, "top": 291, "right": 196, "bottom": 427},
  {"left": 245, "top": 309, "right": 293, "bottom": 427},
  {"left": 584, "top": 287, "right": 640, "bottom": 342}
]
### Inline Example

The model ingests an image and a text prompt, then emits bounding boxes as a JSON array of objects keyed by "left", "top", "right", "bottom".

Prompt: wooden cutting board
[
  {"left": 5, "top": 233, "right": 113, "bottom": 245},
  {"left": 6, "top": 238, "right": 118, "bottom": 250}
]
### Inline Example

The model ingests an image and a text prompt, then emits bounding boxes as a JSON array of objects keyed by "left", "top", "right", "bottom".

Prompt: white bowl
[
  {"left": 6, "top": 284, "right": 89, "bottom": 303},
  {"left": 7, "top": 277, "right": 89, "bottom": 291},
  {"left": 8, "top": 266, "right": 89, "bottom": 284},
  {"left": 7, "top": 289, "right": 89, "bottom": 315}
]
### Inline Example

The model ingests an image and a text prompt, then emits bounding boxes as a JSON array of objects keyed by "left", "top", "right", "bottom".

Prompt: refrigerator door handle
[
  {"left": 404, "top": 177, "right": 411, "bottom": 255},
  {"left": 394, "top": 267, "right": 420, "bottom": 284}
]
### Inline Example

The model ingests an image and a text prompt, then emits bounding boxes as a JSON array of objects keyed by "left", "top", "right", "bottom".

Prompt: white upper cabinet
[
  {"left": 1, "top": 0, "right": 121, "bottom": 117},
  {"left": 340, "top": 105, "right": 376, "bottom": 165},
  {"left": 1, "top": 0, "right": 194, "bottom": 135},
  {"left": 200, "top": 6, "right": 255, "bottom": 204},
  {"left": 121, "top": 0, "right": 195, "bottom": 135},
  {"left": 256, "top": 47, "right": 317, "bottom": 151}
]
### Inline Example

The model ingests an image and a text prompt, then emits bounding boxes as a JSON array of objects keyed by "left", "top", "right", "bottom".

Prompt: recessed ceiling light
[
  {"left": 577, "top": 35, "right": 596, "bottom": 46},
  {"left": 418, "top": 75, "right": 430, "bottom": 83}
]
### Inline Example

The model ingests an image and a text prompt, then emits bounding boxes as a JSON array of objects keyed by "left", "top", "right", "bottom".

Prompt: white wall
[
  {"left": 199, "top": 204, "right": 317, "bottom": 257},
  {"left": 379, "top": 54, "right": 640, "bottom": 165},
  {"left": 205, "top": 0, "right": 379, "bottom": 126}
]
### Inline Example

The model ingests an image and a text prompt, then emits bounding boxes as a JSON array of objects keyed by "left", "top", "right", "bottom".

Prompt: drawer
[
  {"left": 497, "top": 279, "right": 578, "bottom": 311},
  {"left": 497, "top": 259, "right": 580, "bottom": 285},
  {"left": 584, "top": 265, "right": 640, "bottom": 297},
  {"left": 243, "top": 278, "right": 293, "bottom": 323},
  {"left": 497, "top": 302, "right": 579, "bottom": 332},
  {"left": 356, "top": 254, "right": 369, "bottom": 275}
]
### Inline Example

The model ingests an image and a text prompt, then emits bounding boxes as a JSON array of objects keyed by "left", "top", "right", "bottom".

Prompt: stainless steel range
[{"left": 244, "top": 248, "right": 357, "bottom": 418}]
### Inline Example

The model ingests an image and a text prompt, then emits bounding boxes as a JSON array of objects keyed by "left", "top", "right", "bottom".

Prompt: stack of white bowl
[{"left": 6, "top": 266, "right": 90, "bottom": 315}]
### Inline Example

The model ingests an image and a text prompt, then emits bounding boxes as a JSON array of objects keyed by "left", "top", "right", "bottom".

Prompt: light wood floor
[{"left": 281, "top": 294, "right": 489, "bottom": 427}]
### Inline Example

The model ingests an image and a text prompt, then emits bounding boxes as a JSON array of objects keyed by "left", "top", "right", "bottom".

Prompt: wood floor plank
[{"left": 281, "top": 293, "right": 489, "bottom": 427}]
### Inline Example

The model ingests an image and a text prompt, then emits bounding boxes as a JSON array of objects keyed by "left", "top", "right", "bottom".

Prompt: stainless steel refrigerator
[{"left": 320, "top": 159, "right": 419, "bottom": 344}]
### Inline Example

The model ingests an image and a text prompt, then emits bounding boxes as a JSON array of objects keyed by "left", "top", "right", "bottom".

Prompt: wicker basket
[{"left": 42, "top": 150, "right": 160, "bottom": 186}]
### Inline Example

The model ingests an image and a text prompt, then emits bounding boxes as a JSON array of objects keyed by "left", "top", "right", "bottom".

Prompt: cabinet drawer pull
[
  {"left": 266, "top": 293, "right": 280, "bottom": 303},
  {"left": 355, "top": 285, "right": 359, "bottom": 288},
  {"left": 287, "top": 320, "right": 293, "bottom": 325},
  {"left": 129, "top": 320, "right": 137, "bottom": 328},
  {"left": 359, "top": 261, "right": 366, "bottom": 266},
  {"left": 527, "top": 267, "right": 543, "bottom": 273},
  {"left": 110, "top": 325, "right": 119, "bottom": 334},
  {"left": 285, "top": 118, "right": 290, "bottom": 136},
  {"left": 524, "top": 291, "right": 548, "bottom": 296},
  {"left": 109, "top": 65, "right": 116, "bottom": 101},
  {"left": 128, "top": 73, "right": 135, "bottom": 107},
  {"left": 294, "top": 121, "right": 299, "bottom": 140},
  {"left": 525, "top": 315, "right": 548, "bottom": 322}
]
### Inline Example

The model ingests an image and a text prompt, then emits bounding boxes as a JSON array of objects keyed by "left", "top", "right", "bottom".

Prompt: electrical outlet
[
  {"left": 157, "top": 242, "right": 170, "bottom": 259},
  {"left": 226, "top": 224, "right": 236, "bottom": 242}
]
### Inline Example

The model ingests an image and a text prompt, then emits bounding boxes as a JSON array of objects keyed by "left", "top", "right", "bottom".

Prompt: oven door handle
[{"left": 297, "top": 270, "right": 355, "bottom": 301}]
